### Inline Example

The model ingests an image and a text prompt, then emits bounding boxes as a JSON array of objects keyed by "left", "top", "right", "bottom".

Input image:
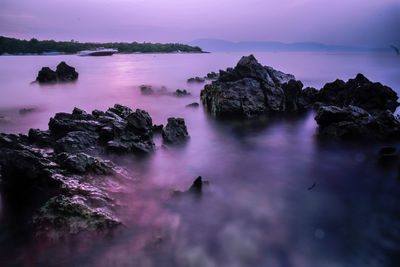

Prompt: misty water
[{"left": 1, "top": 52, "right": 400, "bottom": 267}]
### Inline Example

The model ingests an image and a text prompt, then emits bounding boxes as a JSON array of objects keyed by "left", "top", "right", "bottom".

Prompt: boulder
[
  {"left": 315, "top": 105, "right": 400, "bottom": 140},
  {"left": 56, "top": 61, "right": 79, "bottom": 81},
  {"left": 200, "top": 55, "right": 301, "bottom": 118},
  {"left": 205, "top": 71, "right": 219, "bottom": 80},
  {"left": 299, "top": 87, "right": 319, "bottom": 108},
  {"left": 162, "top": 118, "right": 189, "bottom": 144},
  {"left": 36, "top": 67, "right": 57, "bottom": 83},
  {"left": 140, "top": 85, "right": 154, "bottom": 95},
  {"left": 172, "top": 176, "right": 209, "bottom": 198},
  {"left": 317, "top": 74, "right": 399, "bottom": 113},
  {"left": 36, "top": 62, "right": 78, "bottom": 84}
]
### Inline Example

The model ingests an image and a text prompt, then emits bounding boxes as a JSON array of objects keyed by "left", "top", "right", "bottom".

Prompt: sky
[{"left": 0, "top": 0, "right": 399, "bottom": 47}]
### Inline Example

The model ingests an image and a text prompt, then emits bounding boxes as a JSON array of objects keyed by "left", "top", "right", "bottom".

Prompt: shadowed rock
[
  {"left": 186, "top": 102, "right": 199, "bottom": 108},
  {"left": 36, "top": 62, "right": 78, "bottom": 83},
  {"left": 162, "top": 118, "right": 189, "bottom": 144}
]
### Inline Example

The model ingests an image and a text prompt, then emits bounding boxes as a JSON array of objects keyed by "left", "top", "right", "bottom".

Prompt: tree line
[{"left": 0, "top": 36, "right": 204, "bottom": 54}]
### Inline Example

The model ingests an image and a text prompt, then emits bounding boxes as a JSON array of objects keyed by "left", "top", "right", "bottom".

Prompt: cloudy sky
[{"left": 0, "top": 0, "right": 399, "bottom": 47}]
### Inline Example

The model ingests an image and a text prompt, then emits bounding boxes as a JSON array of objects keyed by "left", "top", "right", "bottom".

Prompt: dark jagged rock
[
  {"left": 186, "top": 102, "right": 199, "bottom": 108},
  {"left": 140, "top": 85, "right": 154, "bottom": 95},
  {"left": 317, "top": 74, "right": 399, "bottom": 113},
  {"left": 172, "top": 176, "right": 209, "bottom": 198},
  {"left": 36, "top": 62, "right": 78, "bottom": 84},
  {"left": 28, "top": 129, "right": 53, "bottom": 147},
  {"left": 282, "top": 80, "right": 304, "bottom": 112},
  {"left": 152, "top": 124, "right": 164, "bottom": 133},
  {"left": 56, "top": 61, "right": 79, "bottom": 82},
  {"left": 48, "top": 104, "right": 155, "bottom": 154},
  {"left": 174, "top": 89, "right": 191, "bottom": 97},
  {"left": 162, "top": 118, "right": 189, "bottom": 144},
  {"left": 315, "top": 105, "right": 400, "bottom": 140},
  {"left": 187, "top": 77, "right": 205, "bottom": 83},
  {"left": 36, "top": 67, "right": 57, "bottom": 83},
  {"left": 200, "top": 55, "right": 301, "bottom": 118}
]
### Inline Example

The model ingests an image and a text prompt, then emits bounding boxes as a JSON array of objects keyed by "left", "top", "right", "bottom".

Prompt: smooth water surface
[{"left": 0, "top": 52, "right": 400, "bottom": 267}]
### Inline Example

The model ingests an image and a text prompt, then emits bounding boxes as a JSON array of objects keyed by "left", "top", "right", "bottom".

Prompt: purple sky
[{"left": 1, "top": 0, "right": 399, "bottom": 46}]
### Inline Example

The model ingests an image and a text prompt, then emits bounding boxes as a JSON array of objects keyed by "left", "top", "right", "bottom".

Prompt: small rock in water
[
  {"left": 152, "top": 124, "right": 164, "bottom": 133},
  {"left": 187, "top": 76, "right": 205, "bottom": 83},
  {"left": 162, "top": 117, "right": 189, "bottom": 144},
  {"left": 36, "top": 61, "right": 78, "bottom": 83},
  {"left": 140, "top": 85, "right": 154, "bottom": 95},
  {"left": 19, "top": 108, "right": 36, "bottom": 115},
  {"left": 186, "top": 102, "right": 199, "bottom": 108},
  {"left": 174, "top": 89, "right": 191, "bottom": 97},
  {"left": 172, "top": 176, "right": 210, "bottom": 198}
]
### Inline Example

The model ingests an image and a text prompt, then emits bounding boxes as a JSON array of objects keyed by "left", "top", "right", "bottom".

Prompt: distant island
[
  {"left": 0, "top": 36, "right": 204, "bottom": 55},
  {"left": 189, "top": 38, "right": 391, "bottom": 53}
]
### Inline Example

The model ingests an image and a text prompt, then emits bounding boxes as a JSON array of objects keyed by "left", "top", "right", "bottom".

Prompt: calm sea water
[{"left": 0, "top": 52, "right": 400, "bottom": 267}]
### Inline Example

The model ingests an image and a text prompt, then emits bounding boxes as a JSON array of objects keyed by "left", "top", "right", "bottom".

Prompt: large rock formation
[
  {"left": 200, "top": 55, "right": 306, "bottom": 118},
  {"left": 36, "top": 61, "right": 79, "bottom": 83},
  {"left": 314, "top": 74, "right": 400, "bottom": 140},
  {"left": 48, "top": 104, "right": 155, "bottom": 154},
  {"left": 0, "top": 133, "right": 125, "bottom": 237},
  {"left": 315, "top": 105, "right": 400, "bottom": 140}
]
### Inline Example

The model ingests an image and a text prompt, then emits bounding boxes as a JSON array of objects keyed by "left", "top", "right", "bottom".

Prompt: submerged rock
[
  {"left": 56, "top": 61, "right": 79, "bottom": 82},
  {"left": 174, "top": 89, "right": 191, "bottom": 97},
  {"left": 187, "top": 77, "right": 205, "bottom": 83},
  {"left": 36, "top": 62, "right": 78, "bottom": 83},
  {"left": 140, "top": 85, "right": 154, "bottom": 95},
  {"left": 315, "top": 105, "right": 400, "bottom": 140},
  {"left": 172, "top": 176, "right": 209, "bottom": 198},
  {"left": 186, "top": 102, "right": 199, "bottom": 108},
  {"left": 200, "top": 55, "right": 304, "bottom": 118},
  {"left": 162, "top": 118, "right": 189, "bottom": 144}
]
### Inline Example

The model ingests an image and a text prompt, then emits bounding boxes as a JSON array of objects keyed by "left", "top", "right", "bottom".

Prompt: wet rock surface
[
  {"left": 315, "top": 105, "right": 400, "bottom": 140},
  {"left": 36, "top": 61, "right": 78, "bottom": 83},
  {"left": 162, "top": 118, "right": 189, "bottom": 144},
  {"left": 200, "top": 55, "right": 305, "bottom": 118}
]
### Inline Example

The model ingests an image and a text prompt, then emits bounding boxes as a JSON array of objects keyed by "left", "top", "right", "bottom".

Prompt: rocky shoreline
[{"left": 0, "top": 104, "right": 189, "bottom": 238}]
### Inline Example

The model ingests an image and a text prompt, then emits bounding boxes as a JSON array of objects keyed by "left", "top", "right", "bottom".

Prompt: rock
[
  {"left": 299, "top": 87, "right": 319, "bottom": 108},
  {"left": 186, "top": 102, "right": 199, "bottom": 108},
  {"left": 28, "top": 129, "right": 53, "bottom": 147},
  {"left": 378, "top": 146, "right": 398, "bottom": 163},
  {"left": 36, "top": 67, "right": 57, "bottom": 83},
  {"left": 379, "top": 146, "right": 397, "bottom": 156},
  {"left": 140, "top": 85, "right": 154, "bottom": 95},
  {"left": 205, "top": 72, "right": 219, "bottom": 80},
  {"left": 187, "top": 77, "right": 205, "bottom": 83},
  {"left": 19, "top": 108, "right": 36, "bottom": 115},
  {"left": 33, "top": 195, "right": 120, "bottom": 236},
  {"left": 200, "top": 55, "right": 300, "bottom": 118},
  {"left": 172, "top": 176, "right": 209, "bottom": 198},
  {"left": 315, "top": 105, "right": 400, "bottom": 140},
  {"left": 152, "top": 124, "right": 164, "bottom": 133},
  {"left": 282, "top": 80, "right": 304, "bottom": 112},
  {"left": 0, "top": 132, "right": 126, "bottom": 238},
  {"left": 174, "top": 89, "right": 191, "bottom": 97},
  {"left": 56, "top": 61, "right": 79, "bottom": 82},
  {"left": 317, "top": 74, "right": 399, "bottom": 113},
  {"left": 162, "top": 118, "right": 189, "bottom": 144},
  {"left": 49, "top": 105, "right": 155, "bottom": 155}
]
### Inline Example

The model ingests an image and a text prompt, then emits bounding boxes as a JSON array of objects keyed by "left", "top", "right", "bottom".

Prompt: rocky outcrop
[
  {"left": 172, "top": 176, "right": 209, "bottom": 198},
  {"left": 0, "top": 133, "right": 126, "bottom": 237},
  {"left": 162, "top": 118, "right": 189, "bottom": 144},
  {"left": 313, "top": 74, "right": 400, "bottom": 140},
  {"left": 205, "top": 72, "right": 219, "bottom": 80},
  {"left": 200, "top": 55, "right": 305, "bottom": 118},
  {"left": 36, "top": 61, "right": 78, "bottom": 83},
  {"left": 314, "top": 105, "right": 400, "bottom": 140},
  {"left": 48, "top": 104, "right": 155, "bottom": 154},
  {"left": 317, "top": 74, "right": 399, "bottom": 113},
  {"left": 140, "top": 85, "right": 154, "bottom": 95}
]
